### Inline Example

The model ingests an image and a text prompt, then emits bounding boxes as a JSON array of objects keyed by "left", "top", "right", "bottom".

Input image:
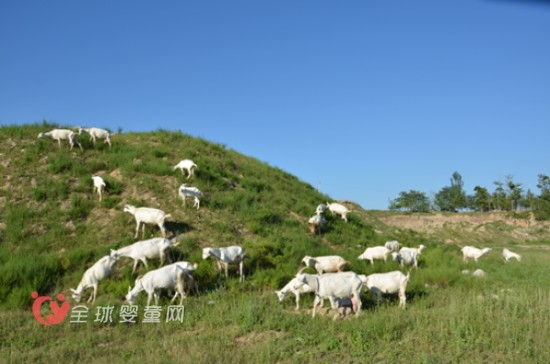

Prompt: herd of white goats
[{"left": 38, "top": 128, "right": 523, "bottom": 319}]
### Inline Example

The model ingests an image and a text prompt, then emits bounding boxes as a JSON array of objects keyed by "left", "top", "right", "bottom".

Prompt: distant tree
[
  {"left": 389, "top": 190, "right": 430, "bottom": 212},
  {"left": 505, "top": 175, "right": 523, "bottom": 211},
  {"left": 472, "top": 186, "right": 491, "bottom": 212},
  {"left": 434, "top": 172, "right": 466, "bottom": 212},
  {"left": 534, "top": 174, "right": 550, "bottom": 220},
  {"left": 492, "top": 181, "right": 508, "bottom": 211}
]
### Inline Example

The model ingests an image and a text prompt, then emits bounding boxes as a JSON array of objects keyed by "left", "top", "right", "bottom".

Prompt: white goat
[
  {"left": 400, "top": 244, "right": 426, "bottom": 256},
  {"left": 203, "top": 246, "right": 246, "bottom": 282},
  {"left": 173, "top": 159, "right": 197, "bottom": 179},
  {"left": 167, "top": 261, "right": 200, "bottom": 300},
  {"left": 503, "top": 248, "right": 521, "bottom": 262},
  {"left": 461, "top": 246, "right": 492, "bottom": 262},
  {"left": 315, "top": 204, "right": 327, "bottom": 215},
  {"left": 301, "top": 255, "right": 350, "bottom": 274},
  {"left": 293, "top": 271, "right": 363, "bottom": 318},
  {"left": 326, "top": 202, "right": 350, "bottom": 222},
  {"left": 111, "top": 237, "right": 179, "bottom": 274},
  {"left": 70, "top": 254, "right": 118, "bottom": 303},
  {"left": 178, "top": 184, "right": 202, "bottom": 209},
  {"left": 275, "top": 277, "right": 317, "bottom": 310},
  {"left": 123, "top": 204, "right": 171, "bottom": 238},
  {"left": 308, "top": 214, "right": 326, "bottom": 234},
  {"left": 385, "top": 240, "right": 400, "bottom": 252},
  {"left": 357, "top": 246, "right": 390, "bottom": 265},
  {"left": 359, "top": 271, "right": 410, "bottom": 309},
  {"left": 38, "top": 129, "right": 82, "bottom": 150},
  {"left": 126, "top": 264, "right": 190, "bottom": 306},
  {"left": 391, "top": 250, "right": 419, "bottom": 269},
  {"left": 92, "top": 175, "right": 106, "bottom": 201},
  {"left": 79, "top": 127, "right": 112, "bottom": 147}
]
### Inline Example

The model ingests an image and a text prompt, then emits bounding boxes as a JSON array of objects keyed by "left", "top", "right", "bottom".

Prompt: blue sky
[{"left": 1, "top": 0, "right": 549, "bottom": 210}]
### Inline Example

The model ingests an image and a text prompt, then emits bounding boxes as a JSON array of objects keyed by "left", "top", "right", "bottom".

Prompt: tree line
[{"left": 389, "top": 172, "right": 550, "bottom": 220}]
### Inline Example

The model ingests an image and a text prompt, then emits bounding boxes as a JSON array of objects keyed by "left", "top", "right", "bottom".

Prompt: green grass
[{"left": 1, "top": 123, "right": 549, "bottom": 363}]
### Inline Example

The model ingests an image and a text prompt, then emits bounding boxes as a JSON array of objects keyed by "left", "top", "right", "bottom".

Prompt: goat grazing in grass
[
  {"left": 111, "top": 237, "right": 179, "bottom": 274},
  {"left": 178, "top": 184, "right": 202, "bottom": 209},
  {"left": 503, "top": 248, "right": 521, "bottom": 262},
  {"left": 123, "top": 204, "right": 171, "bottom": 238},
  {"left": 359, "top": 271, "right": 410, "bottom": 309},
  {"left": 391, "top": 250, "right": 419, "bottom": 269},
  {"left": 301, "top": 255, "right": 350, "bottom": 274},
  {"left": 326, "top": 202, "right": 350, "bottom": 222},
  {"left": 384, "top": 240, "right": 400, "bottom": 252},
  {"left": 92, "top": 175, "right": 106, "bottom": 201},
  {"left": 293, "top": 271, "right": 363, "bottom": 318},
  {"left": 173, "top": 159, "right": 197, "bottom": 179},
  {"left": 275, "top": 277, "right": 317, "bottom": 310},
  {"left": 461, "top": 246, "right": 491, "bottom": 262},
  {"left": 202, "top": 246, "right": 246, "bottom": 282},
  {"left": 357, "top": 246, "right": 390, "bottom": 265},
  {"left": 70, "top": 254, "right": 118, "bottom": 303},
  {"left": 79, "top": 127, "right": 112, "bottom": 147},
  {"left": 126, "top": 264, "right": 190, "bottom": 306},
  {"left": 38, "top": 129, "right": 82, "bottom": 150}
]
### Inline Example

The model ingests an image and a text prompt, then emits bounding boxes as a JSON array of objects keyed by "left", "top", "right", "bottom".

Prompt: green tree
[
  {"left": 492, "top": 181, "right": 508, "bottom": 211},
  {"left": 389, "top": 190, "right": 430, "bottom": 212},
  {"left": 534, "top": 174, "right": 550, "bottom": 220},
  {"left": 505, "top": 175, "right": 523, "bottom": 211},
  {"left": 434, "top": 172, "right": 466, "bottom": 212},
  {"left": 472, "top": 186, "right": 491, "bottom": 212}
]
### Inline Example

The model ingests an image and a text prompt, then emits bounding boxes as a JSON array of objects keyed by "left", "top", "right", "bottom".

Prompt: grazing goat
[
  {"left": 79, "top": 127, "right": 112, "bottom": 147},
  {"left": 357, "top": 246, "right": 390, "bottom": 265},
  {"left": 400, "top": 244, "right": 426, "bottom": 255},
  {"left": 315, "top": 204, "right": 327, "bottom": 215},
  {"left": 385, "top": 240, "right": 400, "bottom": 252},
  {"left": 326, "top": 202, "right": 350, "bottom": 222},
  {"left": 203, "top": 246, "right": 246, "bottom": 282},
  {"left": 178, "top": 184, "right": 202, "bottom": 209},
  {"left": 111, "top": 237, "right": 179, "bottom": 274},
  {"left": 38, "top": 129, "right": 82, "bottom": 150},
  {"left": 275, "top": 277, "right": 318, "bottom": 310},
  {"left": 359, "top": 271, "right": 410, "bottom": 309},
  {"left": 173, "top": 159, "right": 197, "bottom": 179},
  {"left": 126, "top": 264, "right": 190, "bottom": 306},
  {"left": 391, "top": 250, "right": 419, "bottom": 269},
  {"left": 123, "top": 204, "right": 171, "bottom": 238},
  {"left": 92, "top": 175, "right": 106, "bottom": 201},
  {"left": 167, "top": 261, "right": 200, "bottom": 300},
  {"left": 70, "top": 254, "right": 118, "bottom": 303},
  {"left": 308, "top": 214, "right": 326, "bottom": 234},
  {"left": 293, "top": 271, "right": 363, "bottom": 318},
  {"left": 301, "top": 255, "right": 350, "bottom": 274},
  {"left": 461, "top": 246, "right": 491, "bottom": 262},
  {"left": 503, "top": 248, "right": 521, "bottom": 262}
]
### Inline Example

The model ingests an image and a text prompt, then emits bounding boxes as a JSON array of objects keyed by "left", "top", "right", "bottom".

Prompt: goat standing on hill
[
  {"left": 111, "top": 237, "right": 179, "bottom": 274},
  {"left": 79, "top": 127, "right": 112, "bottom": 147},
  {"left": 326, "top": 202, "right": 350, "bottom": 222},
  {"left": 173, "top": 159, "right": 197, "bottom": 179},
  {"left": 70, "top": 254, "right": 118, "bottom": 303},
  {"left": 202, "top": 246, "right": 246, "bottom": 282},
  {"left": 38, "top": 129, "right": 82, "bottom": 150},
  {"left": 178, "top": 184, "right": 202, "bottom": 209},
  {"left": 92, "top": 175, "right": 106, "bottom": 201},
  {"left": 461, "top": 246, "right": 491, "bottom": 262},
  {"left": 123, "top": 204, "right": 171, "bottom": 238}
]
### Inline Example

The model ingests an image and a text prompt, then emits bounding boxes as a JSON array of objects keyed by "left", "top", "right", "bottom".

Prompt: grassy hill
[{"left": 1, "top": 122, "right": 550, "bottom": 363}]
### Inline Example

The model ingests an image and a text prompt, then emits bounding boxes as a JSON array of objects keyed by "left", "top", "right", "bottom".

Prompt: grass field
[{"left": 1, "top": 123, "right": 549, "bottom": 363}]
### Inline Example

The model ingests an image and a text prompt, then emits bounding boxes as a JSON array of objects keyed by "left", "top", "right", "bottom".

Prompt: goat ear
[
  {"left": 70, "top": 288, "right": 77, "bottom": 293},
  {"left": 173, "top": 241, "right": 180, "bottom": 247}
]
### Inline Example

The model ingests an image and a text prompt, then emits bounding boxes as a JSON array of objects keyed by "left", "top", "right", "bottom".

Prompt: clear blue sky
[{"left": 1, "top": 0, "right": 549, "bottom": 210}]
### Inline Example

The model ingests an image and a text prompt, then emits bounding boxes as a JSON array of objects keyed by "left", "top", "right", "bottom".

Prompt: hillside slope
[{"left": 2, "top": 123, "right": 550, "bottom": 363}]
